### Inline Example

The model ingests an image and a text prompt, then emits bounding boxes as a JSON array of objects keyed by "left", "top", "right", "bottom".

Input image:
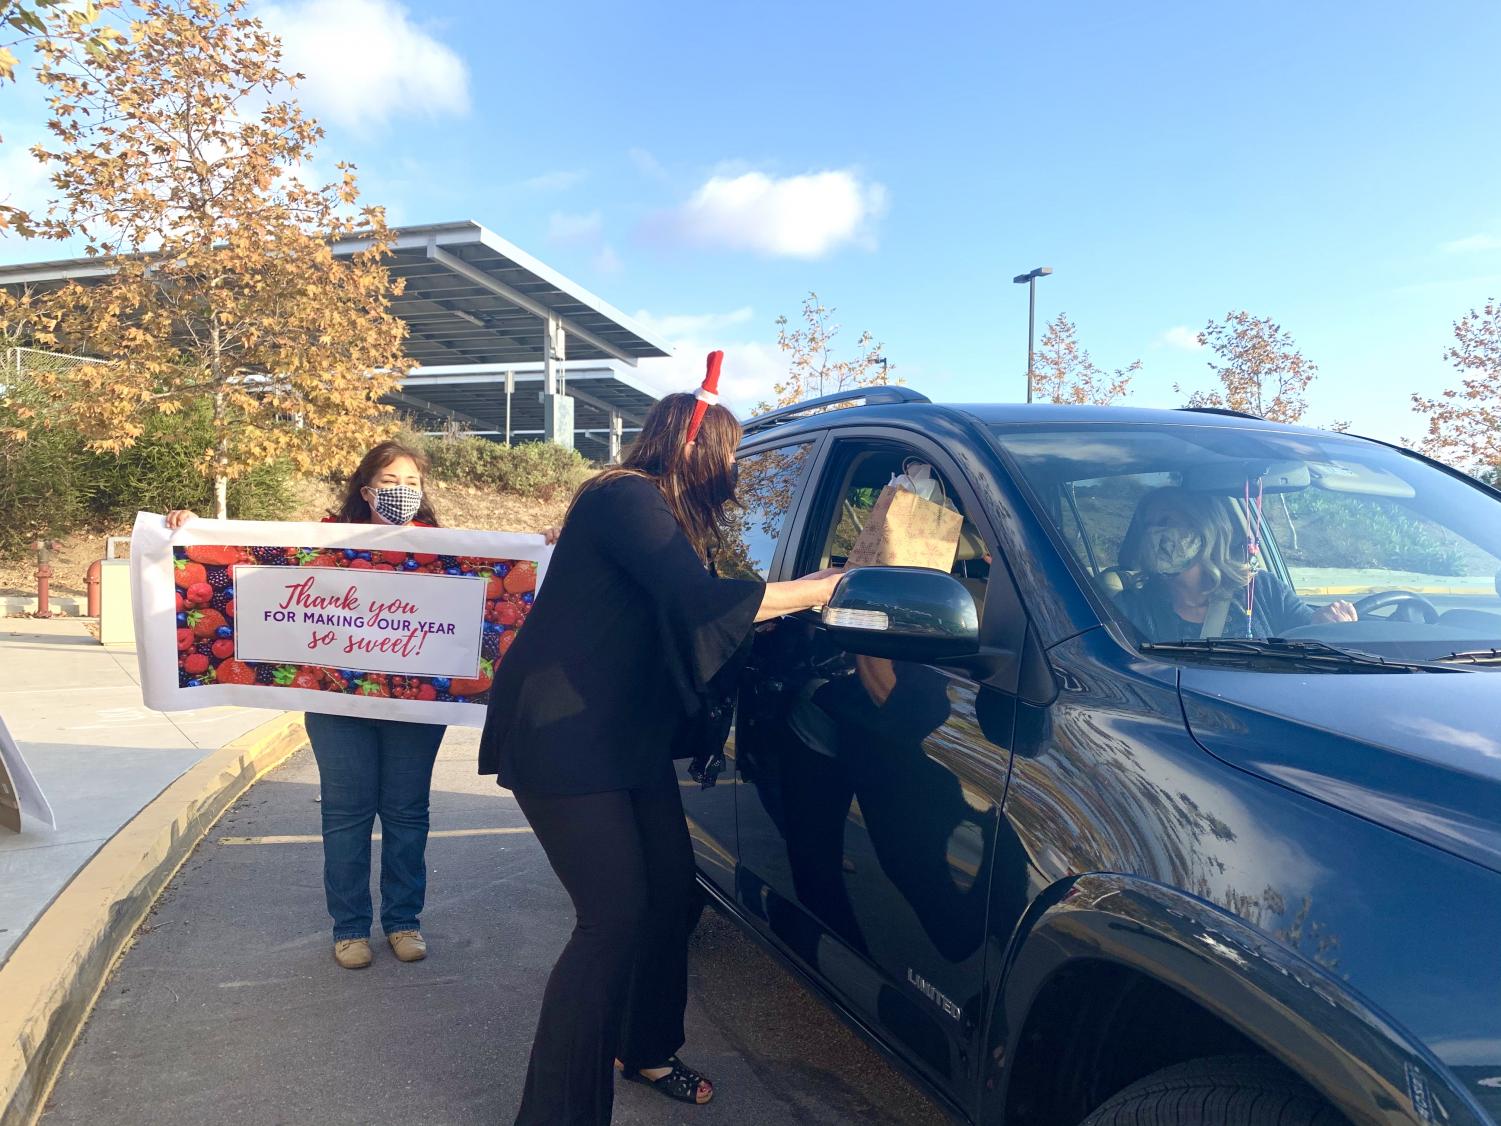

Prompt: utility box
[
  {"left": 543, "top": 393, "right": 575, "bottom": 449},
  {"left": 99, "top": 559, "right": 134, "bottom": 647}
]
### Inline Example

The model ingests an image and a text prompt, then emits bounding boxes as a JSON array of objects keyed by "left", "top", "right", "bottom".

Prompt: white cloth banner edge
[
  {"left": 0, "top": 711, "right": 58, "bottom": 830},
  {"left": 131, "top": 512, "right": 550, "bottom": 728}
]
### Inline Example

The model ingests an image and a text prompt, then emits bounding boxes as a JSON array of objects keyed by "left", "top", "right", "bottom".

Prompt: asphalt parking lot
[{"left": 39, "top": 729, "right": 951, "bottom": 1126}]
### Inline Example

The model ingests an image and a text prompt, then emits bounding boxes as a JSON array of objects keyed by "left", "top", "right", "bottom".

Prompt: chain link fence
[{"left": 3, "top": 345, "right": 109, "bottom": 384}]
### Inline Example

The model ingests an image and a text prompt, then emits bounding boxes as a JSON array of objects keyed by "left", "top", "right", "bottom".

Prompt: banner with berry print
[{"left": 130, "top": 513, "right": 552, "bottom": 727}]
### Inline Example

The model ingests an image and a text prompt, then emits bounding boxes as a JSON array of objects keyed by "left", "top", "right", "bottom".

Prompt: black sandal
[{"left": 619, "top": 1056, "right": 714, "bottom": 1105}]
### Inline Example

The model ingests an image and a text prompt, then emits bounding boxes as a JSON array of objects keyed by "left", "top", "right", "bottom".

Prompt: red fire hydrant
[
  {"left": 85, "top": 560, "right": 103, "bottom": 618},
  {"left": 33, "top": 539, "right": 61, "bottom": 619}
]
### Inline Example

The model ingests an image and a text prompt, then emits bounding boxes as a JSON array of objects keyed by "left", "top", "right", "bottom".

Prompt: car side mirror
[{"left": 821, "top": 567, "right": 980, "bottom": 662}]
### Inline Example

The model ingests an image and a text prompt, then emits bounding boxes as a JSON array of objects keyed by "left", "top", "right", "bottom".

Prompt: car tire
[{"left": 1078, "top": 1054, "right": 1346, "bottom": 1125}]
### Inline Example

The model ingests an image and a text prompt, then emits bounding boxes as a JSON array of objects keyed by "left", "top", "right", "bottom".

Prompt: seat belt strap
[{"left": 1201, "top": 598, "right": 1232, "bottom": 638}]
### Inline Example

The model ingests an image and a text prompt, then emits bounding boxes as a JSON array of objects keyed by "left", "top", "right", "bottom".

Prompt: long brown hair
[
  {"left": 568, "top": 392, "right": 741, "bottom": 559},
  {"left": 1120, "top": 487, "right": 1251, "bottom": 595},
  {"left": 331, "top": 440, "right": 442, "bottom": 526}
]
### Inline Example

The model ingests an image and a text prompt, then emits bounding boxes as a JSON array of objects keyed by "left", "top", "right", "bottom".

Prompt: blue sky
[{"left": 4, "top": 0, "right": 1500, "bottom": 443}]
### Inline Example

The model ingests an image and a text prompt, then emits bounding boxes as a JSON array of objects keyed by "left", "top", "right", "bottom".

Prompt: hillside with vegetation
[{"left": 0, "top": 422, "right": 585, "bottom": 604}]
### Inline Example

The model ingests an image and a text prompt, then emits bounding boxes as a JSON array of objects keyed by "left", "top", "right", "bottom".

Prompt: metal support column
[
  {"left": 608, "top": 411, "right": 624, "bottom": 464},
  {"left": 504, "top": 370, "right": 514, "bottom": 446},
  {"left": 541, "top": 314, "right": 575, "bottom": 449}
]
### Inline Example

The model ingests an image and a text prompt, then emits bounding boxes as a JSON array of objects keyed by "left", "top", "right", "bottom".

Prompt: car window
[
  {"left": 1062, "top": 472, "right": 1177, "bottom": 577},
  {"left": 719, "top": 442, "right": 814, "bottom": 580},
  {"left": 992, "top": 422, "right": 1501, "bottom": 660},
  {"left": 813, "top": 446, "right": 992, "bottom": 609},
  {"left": 1262, "top": 489, "right": 1501, "bottom": 600}
]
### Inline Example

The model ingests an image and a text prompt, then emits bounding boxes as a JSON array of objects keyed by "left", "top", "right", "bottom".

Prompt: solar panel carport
[
  {"left": 0, "top": 220, "right": 671, "bottom": 458},
  {"left": 332, "top": 222, "right": 669, "bottom": 369},
  {"left": 388, "top": 363, "right": 659, "bottom": 463}
]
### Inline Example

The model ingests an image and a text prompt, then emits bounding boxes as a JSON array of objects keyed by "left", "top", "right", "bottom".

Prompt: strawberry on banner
[{"left": 131, "top": 512, "right": 553, "bottom": 726}]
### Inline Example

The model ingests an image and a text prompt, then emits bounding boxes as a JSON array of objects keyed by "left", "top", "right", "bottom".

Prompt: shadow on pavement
[{"left": 39, "top": 739, "right": 951, "bottom": 1126}]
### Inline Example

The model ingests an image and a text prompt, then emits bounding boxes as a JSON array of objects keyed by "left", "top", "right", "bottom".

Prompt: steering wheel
[{"left": 1351, "top": 590, "right": 1440, "bottom": 624}]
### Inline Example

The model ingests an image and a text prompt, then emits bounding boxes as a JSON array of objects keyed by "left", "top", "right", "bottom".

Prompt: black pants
[{"left": 512, "top": 757, "right": 700, "bottom": 1126}]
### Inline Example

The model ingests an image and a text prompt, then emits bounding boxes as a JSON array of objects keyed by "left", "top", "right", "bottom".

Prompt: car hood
[{"left": 1178, "top": 669, "right": 1501, "bottom": 874}]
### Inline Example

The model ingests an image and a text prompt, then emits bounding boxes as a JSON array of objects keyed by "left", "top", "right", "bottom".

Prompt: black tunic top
[
  {"left": 477, "top": 475, "right": 765, "bottom": 795},
  {"left": 1114, "top": 571, "right": 1316, "bottom": 642}
]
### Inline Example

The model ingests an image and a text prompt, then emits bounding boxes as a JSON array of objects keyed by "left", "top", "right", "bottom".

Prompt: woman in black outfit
[{"left": 478, "top": 391, "right": 840, "bottom": 1124}]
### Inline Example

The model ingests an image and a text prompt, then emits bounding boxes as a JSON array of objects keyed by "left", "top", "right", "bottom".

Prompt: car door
[
  {"left": 676, "top": 436, "right": 820, "bottom": 900},
  {"left": 733, "top": 429, "right": 1026, "bottom": 1097}
]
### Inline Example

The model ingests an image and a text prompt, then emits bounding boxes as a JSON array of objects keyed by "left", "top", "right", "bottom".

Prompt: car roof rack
[
  {"left": 1175, "top": 406, "right": 1266, "bottom": 421},
  {"left": 742, "top": 386, "right": 931, "bottom": 436}
]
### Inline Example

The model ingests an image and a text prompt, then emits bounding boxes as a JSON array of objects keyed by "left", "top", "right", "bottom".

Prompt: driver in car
[{"left": 1113, "top": 487, "right": 1358, "bottom": 641}]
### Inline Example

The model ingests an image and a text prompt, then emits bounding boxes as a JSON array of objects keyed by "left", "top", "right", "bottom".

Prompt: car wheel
[{"left": 1078, "top": 1054, "right": 1346, "bottom": 1125}]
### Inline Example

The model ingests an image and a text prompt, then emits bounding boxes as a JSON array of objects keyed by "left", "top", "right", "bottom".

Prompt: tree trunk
[{"left": 211, "top": 352, "right": 227, "bottom": 518}]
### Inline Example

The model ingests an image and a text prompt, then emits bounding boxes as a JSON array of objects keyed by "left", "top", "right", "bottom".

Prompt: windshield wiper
[
  {"left": 1430, "top": 647, "right": 1501, "bottom": 666},
  {"left": 1138, "top": 636, "right": 1456, "bottom": 673}
]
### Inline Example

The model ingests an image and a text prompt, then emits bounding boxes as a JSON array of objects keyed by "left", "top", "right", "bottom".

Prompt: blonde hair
[{"left": 1121, "top": 487, "right": 1253, "bottom": 597}]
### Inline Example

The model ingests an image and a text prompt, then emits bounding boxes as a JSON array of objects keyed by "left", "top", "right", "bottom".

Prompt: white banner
[
  {"left": 0, "top": 711, "right": 57, "bottom": 832},
  {"left": 131, "top": 512, "right": 552, "bottom": 727}
]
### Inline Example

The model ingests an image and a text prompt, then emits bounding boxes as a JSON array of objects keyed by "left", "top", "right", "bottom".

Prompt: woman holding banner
[
  {"left": 167, "top": 440, "right": 450, "bottom": 971},
  {"left": 479, "top": 363, "right": 842, "bottom": 1124}
]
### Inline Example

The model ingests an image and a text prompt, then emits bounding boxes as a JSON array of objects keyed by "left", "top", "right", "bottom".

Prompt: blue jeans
[{"left": 305, "top": 712, "right": 445, "bottom": 941}]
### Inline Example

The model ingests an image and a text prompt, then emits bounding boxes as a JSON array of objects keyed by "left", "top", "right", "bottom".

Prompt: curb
[
  {"left": 0, "top": 712, "right": 307, "bottom": 1126},
  {"left": 1, "top": 598, "right": 83, "bottom": 618}
]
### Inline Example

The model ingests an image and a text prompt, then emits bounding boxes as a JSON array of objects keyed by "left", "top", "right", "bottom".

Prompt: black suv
[{"left": 680, "top": 389, "right": 1499, "bottom": 1126}]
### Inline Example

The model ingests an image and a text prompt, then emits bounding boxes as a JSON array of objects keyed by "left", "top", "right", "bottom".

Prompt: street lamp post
[{"left": 1012, "top": 266, "right": 1053, "bottom": 403}]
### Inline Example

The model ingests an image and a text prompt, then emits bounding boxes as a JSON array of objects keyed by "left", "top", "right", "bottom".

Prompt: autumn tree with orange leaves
[
  {"left": 1033, "top": 313, "right": 1139, "bottom": 405},
  {"left": 719, "top": 294, "right": 893, "bottom": 579},
  {"left": 1177, "top": 311, "right": 1316, "bottom": 423},
  {"left": 760, "top": 292, "right": 893, "bottom": 412},
  {"left": 1411, "top": 299, "right": 1501, "bottom": 472},
  {"left": 2, "top": 0, "right": 407, "bottom": 517}
]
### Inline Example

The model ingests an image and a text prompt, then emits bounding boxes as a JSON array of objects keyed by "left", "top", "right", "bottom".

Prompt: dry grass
[{"left": 0, "top": 477, "right": 570, "bottom": 602}]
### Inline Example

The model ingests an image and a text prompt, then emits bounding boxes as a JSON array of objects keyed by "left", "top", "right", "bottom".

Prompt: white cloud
[
  {"left": 259, "top": 0, "right": 470, "bottom": 130},
  {"left": 1158, "top": 325, "right": 1205, "bottom": 351},
  {"left": 0, "top": 137, "right": 53, "bottom": 218},
  {"left": 593, "top": 245, "right": 623, "bottom": 275},
  {"left": 632, "top": 307, "right": 755, "bottom": 339},
  {"left": 520, "top": 170, "right": 588, "bottom": 192},
  {"left": 628, "top": 147, "right": 669, "bottom": 182},
  {"left": 646, "top": 169, "right": 888, "bottom": 259},
  {"left": 547, "top": 210, "right": 603, "bottom": 246},
  {"left": 633, "top": 307, "right": 783, "bottom": 408},
  {"left": 545, "top": 211, "right": 625, "bottom": 275},
  {"left": 0, "top": 131, "right": 67, "bottom": 262},
  {"left": 1440, "top": 233, "right": 1501, "bottom": 254}
]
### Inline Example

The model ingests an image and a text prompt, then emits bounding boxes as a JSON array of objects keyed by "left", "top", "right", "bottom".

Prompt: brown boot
[
  {"left": 387, "top": 930, "right": 427, "bottom": 962},
  {"left": 333, "top": 938, "right": 372, "bottom": 969}
]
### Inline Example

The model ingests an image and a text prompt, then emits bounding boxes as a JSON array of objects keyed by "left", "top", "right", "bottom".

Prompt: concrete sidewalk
[
  {"left": 0, "top": 618, "right": 307, "bottom": 1126},
  {"left": 40, "top": 734, "right": 950, "bottom": 1126},
  {"left": 0, "top": 618, "right": 277, "bottom": 963}
]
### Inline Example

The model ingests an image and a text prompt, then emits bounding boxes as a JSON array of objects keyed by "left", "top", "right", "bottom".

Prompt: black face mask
[{"left": 728, "top": 461, "right": 740, "bottom": 497}]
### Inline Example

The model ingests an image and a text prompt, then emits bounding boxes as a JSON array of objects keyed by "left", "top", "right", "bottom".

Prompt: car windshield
[{"left": 990, "top": 422, "right": 1501, "bottom": 665}]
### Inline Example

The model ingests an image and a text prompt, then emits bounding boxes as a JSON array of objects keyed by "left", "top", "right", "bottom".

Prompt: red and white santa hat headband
[{"left": 684, "top": 350, "right": 724, "bottom": 445}]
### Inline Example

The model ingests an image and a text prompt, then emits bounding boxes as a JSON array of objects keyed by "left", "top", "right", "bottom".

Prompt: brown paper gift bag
[{"left": 844, "top": 484, "right": 964, "bottom": 571}]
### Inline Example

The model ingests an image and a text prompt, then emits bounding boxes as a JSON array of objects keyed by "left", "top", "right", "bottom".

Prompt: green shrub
[
  {"left": 0, "top": 380, "right": 91, "bottom": 556},
  {"left": 0, "top": 390, "right": 296, "bottom": 559},
  {"left": 494, "top": 440, "right": 594, "bottom": 497},
  {"left": 91, "top": 404, "right": 296, "bottom": 522},
  {"left": 417, "top": 431, "right": 593, "bottom": 498},
  {"left": 415, "top": 429, "right": 507, "bottom": 488}
]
